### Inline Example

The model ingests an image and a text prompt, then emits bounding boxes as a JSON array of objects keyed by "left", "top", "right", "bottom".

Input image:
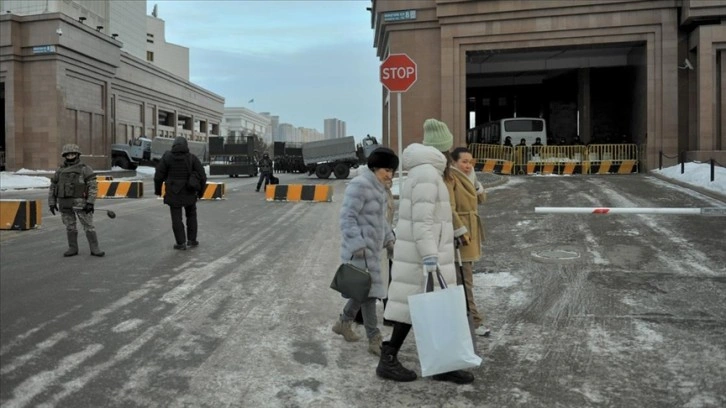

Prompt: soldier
[
  {"left": 255, "top": 152, "right": 274, "bottom": 192},
  {"left": 48, "top": 144, "right": 105, "bottom": 257}
]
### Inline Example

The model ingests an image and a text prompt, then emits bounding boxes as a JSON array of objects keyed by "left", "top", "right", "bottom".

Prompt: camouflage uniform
[{"left": 48, "top": 144, "right": 105, "bottom": 257}]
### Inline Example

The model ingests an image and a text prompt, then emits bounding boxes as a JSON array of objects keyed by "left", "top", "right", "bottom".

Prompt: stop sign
[{"left": 380, "top": 54, "right": 417, "bottom": 92}]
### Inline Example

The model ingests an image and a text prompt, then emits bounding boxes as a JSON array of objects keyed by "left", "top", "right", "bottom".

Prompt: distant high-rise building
[{"left": 324, "top": 118, "right": 346, "bottom": 139}]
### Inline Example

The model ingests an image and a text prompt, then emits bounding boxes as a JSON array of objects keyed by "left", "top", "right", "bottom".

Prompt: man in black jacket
[{"left": 154, "top": 137, "right": 207, "bottom": 250}]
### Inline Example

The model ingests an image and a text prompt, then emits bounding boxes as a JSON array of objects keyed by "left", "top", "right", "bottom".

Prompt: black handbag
[{"left": 330, "top": 253, "right": 371, "bottom": 303}]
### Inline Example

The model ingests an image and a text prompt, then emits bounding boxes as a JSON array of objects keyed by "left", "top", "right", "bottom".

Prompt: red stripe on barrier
[{"left": 593, "top": 208, "right": 610, "bottom": 214}]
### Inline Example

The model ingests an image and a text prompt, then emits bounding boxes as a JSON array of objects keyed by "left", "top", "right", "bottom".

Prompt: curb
[{"left": 648, "top": 172, "right": 726, "bottom": 203}]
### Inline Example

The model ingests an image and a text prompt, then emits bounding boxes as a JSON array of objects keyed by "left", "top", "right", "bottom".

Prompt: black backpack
[{"left": 185, "top": 155, "right": 203, "bottom": 194}]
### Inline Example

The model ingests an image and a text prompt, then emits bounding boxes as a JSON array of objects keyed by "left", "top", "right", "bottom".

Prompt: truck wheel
[
  {"left": 315, "top": 164, "right": 332, "bottom": 179},
  {"left": 112, "top": 156, "right": 130, "bottom": 169},
  {"left": 334, "top": 163, "right": 350, "bottom": 179}
]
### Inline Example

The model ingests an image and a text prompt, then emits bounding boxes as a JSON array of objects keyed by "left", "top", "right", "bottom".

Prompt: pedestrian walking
[
  {"left": 256, "top": 152, "right": 273, "bottom": 192},
  {"left": 354, "top": 176, "right": 395, "bottom": 327},
  {"left": 378, "top": 118, "right": 475, "bottom": 384},
  {"left": 154, "top": 136, "right": 207, "bottom": 250},
  {"left": 446, "top": 146, "right": 490, "bottom": 337},
  {"left": 333, "top": 147, "right": 398, "bottom": 356},
  {"left": 48, "top": 144, "right": 105, "bottom": 257}
]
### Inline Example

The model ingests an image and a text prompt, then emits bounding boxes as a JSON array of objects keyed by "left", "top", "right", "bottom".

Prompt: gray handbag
[{"left": 330, "top": 253, "right": 371, "bottom": 303}]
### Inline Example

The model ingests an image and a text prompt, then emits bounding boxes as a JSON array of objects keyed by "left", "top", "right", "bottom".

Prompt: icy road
[{"left": 1, "top": 172, "right": 725, "bottom": 407}]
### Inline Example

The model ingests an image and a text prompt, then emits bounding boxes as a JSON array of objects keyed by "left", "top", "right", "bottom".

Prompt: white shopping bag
[{"left": 408, "top": 269, "right": 482, "bottom": 377}]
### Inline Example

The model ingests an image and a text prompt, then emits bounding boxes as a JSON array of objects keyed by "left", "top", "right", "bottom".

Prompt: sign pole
[{"left": 397, "top": 92, "right": 403, "bottom": 191}]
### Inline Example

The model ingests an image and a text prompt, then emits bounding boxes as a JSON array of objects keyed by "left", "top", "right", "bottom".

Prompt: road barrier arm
[{"left": 534, "top": 207, "right": 726, "bottom": 216}]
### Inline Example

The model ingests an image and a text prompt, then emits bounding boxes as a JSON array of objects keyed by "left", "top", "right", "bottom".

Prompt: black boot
[
  {"left": 64, "top": 231, "right": 78, "bottom": 257},
  {"left": 86, "top": 231, "right": 105, "bottom": 257},
  {"left": 432, "top": 370, "right": 475, "bottom": 384},
  {"left": 376, "top": 342, "right": 417, "bottom": 382}
]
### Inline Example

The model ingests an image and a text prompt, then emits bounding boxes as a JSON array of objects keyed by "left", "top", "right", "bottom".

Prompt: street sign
[
  {"left": 380, "top": 53, "right": 417, "bottom": 93},
  {"left": 383, "top": 10, "right": 417, "bottom": 22}
]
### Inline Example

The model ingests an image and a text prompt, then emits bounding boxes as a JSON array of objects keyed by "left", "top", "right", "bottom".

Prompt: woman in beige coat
[{"left": 445, "top": 146, "right": 489, "bottom": 337}]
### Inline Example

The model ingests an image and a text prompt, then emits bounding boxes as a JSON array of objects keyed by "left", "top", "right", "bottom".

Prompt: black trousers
[
  {"left": 170, "top": 204, "right": 197, "bottom": 245},
  {"left": 256, "top": 172, "right": 272, "bottom": 190}
]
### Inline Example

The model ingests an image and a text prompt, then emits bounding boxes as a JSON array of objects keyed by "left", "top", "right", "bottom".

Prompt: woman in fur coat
[
  {"left": 446, "top": 146, "right": 489, "bottom": 337},
  {"left": 333, "top": 147, "right": 398, "bottom": 356}
]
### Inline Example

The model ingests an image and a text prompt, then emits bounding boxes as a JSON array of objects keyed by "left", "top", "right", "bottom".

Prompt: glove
[
  {"left": 49, "top": 204, "right": 57, "bottom": 216},
  {"left": 384, "top": 240, "right": 395, "bottom": 251},
  {"left": 476, "top": 181, "right": 484, "bottom": 194},
  {"left": 455, "top": 235, "right": 470, "bottom": 248},
  {"left": 83, "top": 202, "right": 94, "bottom": 214},
  {"left": 352, "top": 248, "right": 366, "bottom": 258},
  {"left": 422, "top": 256, "right": 438, "bottom": 274}
]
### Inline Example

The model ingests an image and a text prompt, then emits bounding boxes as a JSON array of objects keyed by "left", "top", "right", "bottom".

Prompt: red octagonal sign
[{"left": 380, "top": 53, "right": 417, "bottom": 92}]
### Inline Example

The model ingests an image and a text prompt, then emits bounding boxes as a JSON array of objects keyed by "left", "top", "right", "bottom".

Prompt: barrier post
[
  {"left": 711, "top": 159, "right": 715, "bottom": 182},
  {"left": 659, "top": 150, "right": 662, "bottom": 170},
  {"left": 680, "top": 151, "right": 685, "bottom": 174}
]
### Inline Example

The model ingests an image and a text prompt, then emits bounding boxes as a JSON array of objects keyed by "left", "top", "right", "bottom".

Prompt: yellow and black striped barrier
[
  {"left": 96, "top": 175, "right": 113, "bottom": 181},
  {"left": 0, "top": 199, "right": 42, "bottom": 230},
  {"left": 161, "top": 182, "right": 225, "bottom": 200},
  {"left": 97, "top": 180, "right": 144, "bottom": 198},
  {"left": 200, "top": 182, "right": 225, "bottom": 200},
  {"left": 265, "top": 184, "right": 333, "bottom": 202},
  {"left": 472, "top": 143, "right": 638, "bottom": 175},
  {"left": 477, "top": 159, "right": 514, "bottom": 175}
]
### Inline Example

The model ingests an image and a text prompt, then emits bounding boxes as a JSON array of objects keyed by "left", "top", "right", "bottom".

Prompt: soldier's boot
[
  {"left": 86, "top": 231, "right": 105, "bottom": 257},
  {"left": 64, "top": 231, "right": 79, "bottom": 257}
]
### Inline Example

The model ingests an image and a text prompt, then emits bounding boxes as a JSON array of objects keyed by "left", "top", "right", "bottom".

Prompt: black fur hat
[{"left": 367, "top": 147, "right": 399, "bottom": 170}]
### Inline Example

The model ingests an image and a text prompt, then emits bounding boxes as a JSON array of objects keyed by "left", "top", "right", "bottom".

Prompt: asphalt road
[{"left": 1, "top": 171, "right": 725, "bottom": 407}]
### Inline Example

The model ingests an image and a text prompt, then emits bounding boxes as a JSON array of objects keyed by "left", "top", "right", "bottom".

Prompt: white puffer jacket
[{"left": 384, "top": 143, "right": 457, "bottom": 324}]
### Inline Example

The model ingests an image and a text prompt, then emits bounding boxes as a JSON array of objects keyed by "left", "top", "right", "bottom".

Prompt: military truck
[
  {"left": 111, "top": 136, "right": 208, "bottom": 170},
  {"left": 208, "top": 136, "right": 258, "bottom": 178},
  {"left": 273, "top": 141, "right": 306, "bottom": 173},
  {"left": 302, "top": 135, "right": 380, "bottom": 179}
]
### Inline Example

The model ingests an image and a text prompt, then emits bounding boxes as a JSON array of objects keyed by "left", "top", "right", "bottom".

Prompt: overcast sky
[{"left": 146, "top": 0, "right": 380, "bottom": 140}]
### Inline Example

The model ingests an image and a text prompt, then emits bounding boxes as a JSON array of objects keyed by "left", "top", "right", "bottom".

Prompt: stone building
[
  {"left": 371, "top": 0, "right": 726, "bottom": 169},
  {"left": 0, "top": 6, "right": 223, "bottom": 171}
]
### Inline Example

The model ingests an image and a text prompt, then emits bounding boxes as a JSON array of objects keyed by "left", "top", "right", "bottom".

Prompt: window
[{"left": 146, "top": 51, "right": 154, "bottom": 62}]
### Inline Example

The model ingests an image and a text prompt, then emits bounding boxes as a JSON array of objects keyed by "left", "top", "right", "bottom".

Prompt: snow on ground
[
  {"left": 0, "top": 163, "right": 724, "bottom": 196},
  {"left": 652, "top": 161, "right": 726, "bottom": 195}
]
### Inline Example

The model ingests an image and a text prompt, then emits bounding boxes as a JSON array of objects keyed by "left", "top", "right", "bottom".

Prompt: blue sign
[
  {"left": 32, "top": 45, "right": 56, "bottom": 54},
  {"left": 383, "top": 10, "right": 417, "bottom": 22}
]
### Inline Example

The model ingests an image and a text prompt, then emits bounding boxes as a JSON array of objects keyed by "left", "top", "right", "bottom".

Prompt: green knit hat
[{"left": 422, "top": 118, "right": 453, "bottom": 152}]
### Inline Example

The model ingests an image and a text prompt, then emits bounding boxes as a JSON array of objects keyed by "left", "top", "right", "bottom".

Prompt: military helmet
[
  {"left": 263, "top": 152, "right": 270, "bottom": 158},
  {"left": 61, "top": 144, "right": 81, "bottom": 157}
]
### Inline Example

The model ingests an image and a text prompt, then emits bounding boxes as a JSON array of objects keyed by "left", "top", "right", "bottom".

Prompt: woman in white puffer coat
[{"left": 376, "top": 118, "right": 475, "bottom": 385}]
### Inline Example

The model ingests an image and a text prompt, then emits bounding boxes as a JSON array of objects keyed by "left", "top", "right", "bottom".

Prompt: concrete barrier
[
  {"left": 97, "top": 181, "right": 144, "bottom": 198},
  {"left": 0, "top": 199, "right": 42, "bottom": 230},
  {"left": 265, "top": 184, "right": 333, "bottom": 202},
  {"left": 161, "top": 182, "right": 225, "bottom": 200}
]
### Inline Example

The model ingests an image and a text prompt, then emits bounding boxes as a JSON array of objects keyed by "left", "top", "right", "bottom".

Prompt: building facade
[
  {"left": 0, "top": 1, "right": 222, "bottom": 170},
  {"left": 371, "top": 0, "right": 726, "bottom": 169},
  {"left": 146, "top": 12, "right": 189, "bottom": 80},
  {"left": 222, "top": 107, "right": 271, "bottom": 143}
]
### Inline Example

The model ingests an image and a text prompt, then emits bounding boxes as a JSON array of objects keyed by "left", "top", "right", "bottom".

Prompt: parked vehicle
[
  {"left": 302, "top": 135, "right": 380, "bottom": 179},
  {"left": 111, "top": 136, "right": 209, "bottom": 170},
  {"left": 467, "top": 117, "right": 547, "bottom": 147},
  {"left": 208, "top": 136, "right": 258, "bottom": 178}
]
